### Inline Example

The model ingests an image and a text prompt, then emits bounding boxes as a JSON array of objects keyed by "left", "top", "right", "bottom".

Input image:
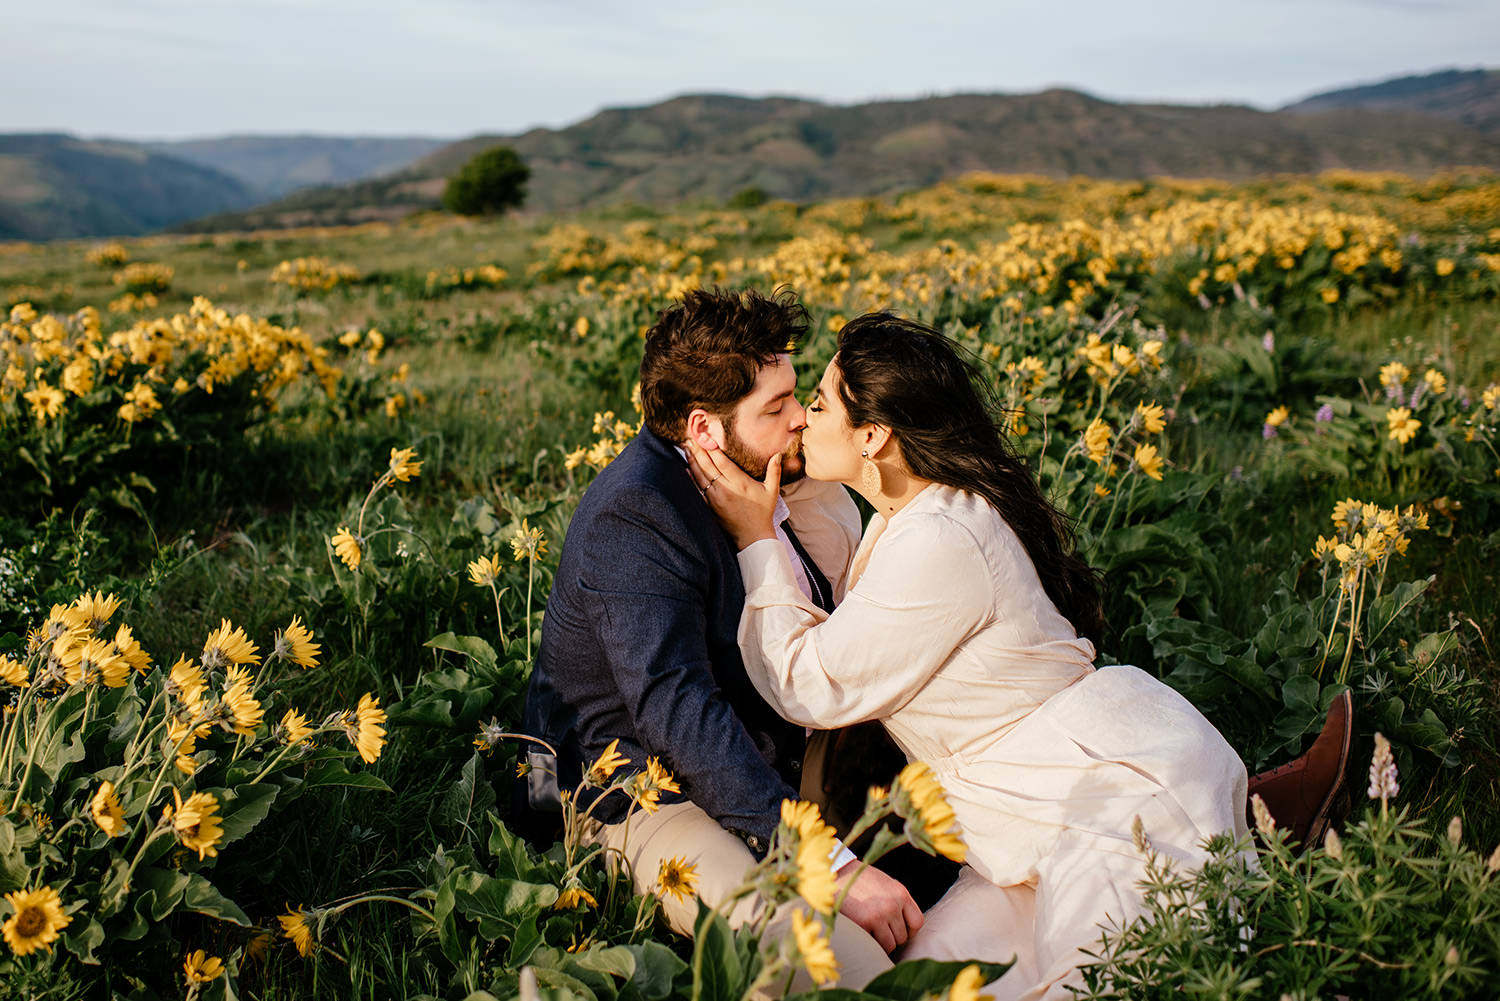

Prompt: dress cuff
[{"left": 737, "top": 537, "right": 799, "bottom": 590}]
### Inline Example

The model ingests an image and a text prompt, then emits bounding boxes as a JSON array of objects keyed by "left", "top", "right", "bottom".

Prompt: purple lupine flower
[
  {"left": 1262, "top": 331, "right": 1276, "bottom": 352},
  {"left": 1315, "top": 403, "right": 1335, "bottom": 423},
  {"left": 1262, "top": 424, "right": 1278, "bottom": 439}
]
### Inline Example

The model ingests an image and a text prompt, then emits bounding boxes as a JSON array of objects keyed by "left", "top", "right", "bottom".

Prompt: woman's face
[{"left": 801, "top": 357, "right": 865, "bottom": 484}]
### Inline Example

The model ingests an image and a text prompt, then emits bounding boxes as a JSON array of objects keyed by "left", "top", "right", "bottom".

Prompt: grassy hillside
[
  {"left": 1285, "top": 67, "right": 1500, "bottom": 134},
  {"left": 146, "top": 134, "right": 450, "bottom": 197},
  {"left": 183, "top": 88, "right": 1500, "bottom": 232},
  {"left": 0, "top": 134, "right": 256, "bottom": 240}
]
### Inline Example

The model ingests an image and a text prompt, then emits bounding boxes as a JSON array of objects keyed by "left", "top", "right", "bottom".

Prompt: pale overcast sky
[{"left": 3, "top": 0, "right": 1494, "bottom": 140}]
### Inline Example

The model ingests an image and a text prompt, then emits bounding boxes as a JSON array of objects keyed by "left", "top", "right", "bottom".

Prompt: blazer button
[
  {"left": 789, "top": 758, "right": 802, "bottom": 773},
  {"left": 747, "top": 835, "right": 763, "bottom": 852}
]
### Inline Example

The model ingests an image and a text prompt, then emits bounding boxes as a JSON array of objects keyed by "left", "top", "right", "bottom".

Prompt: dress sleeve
[
  {"left": 736, "top": 512, "right": 993, "bottom": 727},
  {"left": 779, "top": 477, "right": 862, "bottom": 602}
]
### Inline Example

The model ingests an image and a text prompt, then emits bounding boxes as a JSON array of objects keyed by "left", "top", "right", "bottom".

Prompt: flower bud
[
  {"left": 1251, "top": 794, "right": 1276, "bottom": 837},
  {"left": 1323, "top": 828, "right": 1343, "bottom": 860},
  {"left": 1447, "top": 816, "right": 1462, "bottom": 847}
]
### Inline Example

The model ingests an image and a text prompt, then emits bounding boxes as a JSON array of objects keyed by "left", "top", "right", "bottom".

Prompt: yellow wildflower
[
  {"left": 794, "top": 827, "right": 839, "bottom": 914},
  {"left": 1264, "top": 405, "right": 1290, "bottom": 428},
  {"left": 948, "top": 963, "right": 994, "bottom": 1001},
  {"left": 1421, "top": 369, "right": 1447, "bottom": 395},
  {"left": 387, "top": 446, "right": 421, "bottom": 482},
  {"left": 656, "top": 856, "right": 700, "bottom": 903},
  {"left": 23, "top": 381, "right": 65, "bottom": 421},
  {"left": 1483, "top": 385, "right": 1498, "bottom": 410},
  {"left": 330, "top": 526, "right": 362, "bottom": 571},
  {"left": 628, "top": 756, "right": 682, "bottom": 813},
  {"left": 201, "top": 619, "right": 260, "bottom": 670},
  {"left": 791, "top": 910, "right": 839, "bottom": 986},
  {"left": 0, "top": 656, "right": 29, "bottom": 687},
  {"left": 1082, "top": 418, "right": 1111, "bottom": 466},
  {"left": 555, "top": 884, "right": 599, "bottom": 910},
  {"left": 2, "top": 886, "right": 72, "bottom": 956},
  {"left": 1135, "top": 401, "right": 1166, "bottom": 434},
  {"left": 467, "top": 553, "right": 502, "bottom": 587},
  {"left": 1379, "top": 362, "right": 1409, "bottom": 391},
  {"left": 73, "top": 590, "right": 122, "bottom": 633},
  {"left": 349, "top": 693, "right": 387, "bottom": 763},
  {"left": 1386, "top": 407, "right": 1421, "bottom": 444},
  {"left": 1435, "top": 257, "right": 1455, "bottom": 277},
  {"left": 168, "top": 656, "right": 208, "bottom": 709},
  {"left": 510, "top": 519, "right": 548, "bottom": 562},
  {"left": 586, "top": 738, "right": 630, "bottom": 786},
  {"left": 61, "top": 636, "right": 129, "bottom": 688},
  {"left": 279, "top": 908, "right": 315, "bottom": 956},
  {"left": 1133, "top": 442, "right": 1164, "bottom": 481},
  {"left": 781, "top": 799, "right": 832, "bottom": 840},
  {"left": 169, "top": 789, "right": 224, "bottom": 860},
  {"left": 274, "top": 616, "right": 321, "bottom": 669},
  {"left": 893, "top": 761, "right": 967, "bottom": 863},
  {"left": 90, "top": 781, "right": 126, "bottom": 837},
  {"left": 112, "top": 624, "right": 151, "bottom": 675},
  {"left": 1320, "top": 287, "right": 1340, "bottom": 304},
  {"left": 183, "top": 949, "right": 224, "bottom": 983},
  {"left": 279, "top": 708, "right": 315, "bottom": 746}
]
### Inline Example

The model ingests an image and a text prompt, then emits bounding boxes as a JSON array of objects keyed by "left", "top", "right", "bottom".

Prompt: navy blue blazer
[{"left": 522, "top": 425, "right": 805, "bottom": 854}]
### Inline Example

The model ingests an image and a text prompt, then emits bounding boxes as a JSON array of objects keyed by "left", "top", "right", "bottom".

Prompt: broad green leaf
[
  {"left": 181, "top": 872, "right": 250, "bottom": 925},
  {"left": 691, "top": 904, "right": 744, "bottom": 1001},
  {"left": 133, "top": 866, "right": 191, "bottom": 922},
  {"left": 622, "top": 941, "right": 690, "bottom": 1000},
  {"left": 441, "top": 750, "right": 498, "bottom": 839},
  {"left": 453, "top": 872, "right": 558, "bottom": 940},
  {"left": 62, "top": 915, "right": 107, "bottom": 964},
  {"left": 488, "top": 813, "right": 543, "bottom": 880},
  {"left": 426, "top": 632, "right": 500, "bottom": 672},
  {"left": 213, "top": 783, "right": 279, "bottom": 846},
  {"left": 507, "top": 914, "right": 543, "bottom": 968},
  {"left": 860, "top": 959, "right": 1013, "bottom": 1001}
]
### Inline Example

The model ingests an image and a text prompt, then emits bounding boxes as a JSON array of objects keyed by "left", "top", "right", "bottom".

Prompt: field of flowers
[{"left": 1, "top": 169, "right": 1499, "bottom": 999}]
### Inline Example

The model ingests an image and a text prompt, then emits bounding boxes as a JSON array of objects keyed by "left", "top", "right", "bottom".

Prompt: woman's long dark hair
[{"left": 835, "top": 312, "right": 1104, "bottom": 642}]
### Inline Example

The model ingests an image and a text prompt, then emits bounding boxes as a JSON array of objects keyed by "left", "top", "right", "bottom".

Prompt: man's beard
[{"left": 721, "top": 424, "right": 805, "bottom": 484}]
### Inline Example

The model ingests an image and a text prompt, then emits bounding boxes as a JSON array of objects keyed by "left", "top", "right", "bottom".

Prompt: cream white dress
[{"left": 737, "top": 483, "right": 1248, "bottom": 1000}]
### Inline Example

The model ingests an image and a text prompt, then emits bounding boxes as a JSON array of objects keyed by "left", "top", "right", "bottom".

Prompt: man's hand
[{"left": 835, "top": 860, "right": 924, "bottom": 952}]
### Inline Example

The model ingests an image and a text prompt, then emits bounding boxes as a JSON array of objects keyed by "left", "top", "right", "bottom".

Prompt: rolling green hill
[
  {"left": 183, "top": 84, "right": 1500, "bottom": 233},
  {"left": 1283, "top": 68, "right": 1500, "bottom": 134},
  {"left": 0, "top": 134, "right": 256, "bottom": 241},
  {"left": 144, "top": 135, "right": 449, "bottom": 198}
]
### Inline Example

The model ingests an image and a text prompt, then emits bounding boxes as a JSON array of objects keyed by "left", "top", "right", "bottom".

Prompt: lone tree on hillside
[{"left": 443, "top": 146, "right": 530, "bottom": 217}]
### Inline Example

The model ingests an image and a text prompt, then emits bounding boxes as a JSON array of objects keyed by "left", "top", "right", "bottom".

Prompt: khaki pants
[{"left": 590, "top": 800, "right": 894, "bottom": 993}]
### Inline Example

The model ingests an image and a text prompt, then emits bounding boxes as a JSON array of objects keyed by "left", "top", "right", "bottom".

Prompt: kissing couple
[{"left": 522, "top": 287, "right": 1348, "bottom": 999}]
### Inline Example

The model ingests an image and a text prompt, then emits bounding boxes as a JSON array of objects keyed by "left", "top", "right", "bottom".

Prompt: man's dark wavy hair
[
  {"left": 835, "top": 312, "right": 1105, "bottom": 642},
  {"left": 639, "top": 287, "right": 809, "bottom": 442}
]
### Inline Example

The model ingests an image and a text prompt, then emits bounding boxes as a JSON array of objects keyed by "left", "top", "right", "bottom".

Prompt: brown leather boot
[{"left": 1245, "top": 689, "right": 1354, "bottom": 852}]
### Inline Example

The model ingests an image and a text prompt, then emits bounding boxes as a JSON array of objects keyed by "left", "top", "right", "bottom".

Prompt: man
[{"left": 522, "top": 287, "right": 920, "bottom": 987}]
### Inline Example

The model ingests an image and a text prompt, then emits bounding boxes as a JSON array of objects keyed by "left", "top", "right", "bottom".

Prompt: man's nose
[{"left": 787, "top": 397, "right": 807, "bottom": 431}]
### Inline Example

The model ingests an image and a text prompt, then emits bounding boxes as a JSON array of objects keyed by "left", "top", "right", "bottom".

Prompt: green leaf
[
  {"left": 488, "top": 813, "right": 543, "bottom": 881},
  {"left": 213, "top": 783, "right": 279, "bottom": 847},
  {"left": 181, "top": 873, "right": 250, "bottom": 925},
  {"left": 507, "top": 913, "right": 543, "bottom": 967},
  {"left": 61, "top": 915, "right": 107, "bottom": 964},
  {"left": 426, "top": 632, "right": 500, "bottom": 672},
  {"left": 133, "top": 866, "right": 191, "bottom": 922},
  {"left": 860, "top": 959, "right": 1013, "bottom": 1000},
  {"left": 453, "top": 872, "right": 559, "bottom": 940},
  {"left": 441, "top": 751, "right": 498, "bottom": 840},
  {"left": 622, "top": 942, "right": 690, "bottom": 1000},
  {"left": 302, "top": 757, "right": 394, "bottom": 792},
  {"left": 1281, "top": 674, "right": 1321, "bottom": 715},
  {"left": 0, "top": 820, "right": 28, "bottom": 894},
  {"left": 691, "top": 903, "right": 744, "bottom": 1001}
]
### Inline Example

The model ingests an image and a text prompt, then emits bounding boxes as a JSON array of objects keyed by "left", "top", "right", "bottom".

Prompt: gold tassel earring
[{"left": 860, "top": 449, "right": 881, "bottom": 494}]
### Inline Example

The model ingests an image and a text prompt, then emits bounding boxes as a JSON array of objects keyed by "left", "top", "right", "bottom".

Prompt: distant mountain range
[
  {"left": 0, "top": 135, "right": 449, "bottom": 241},
  {"left": 4, "top": 68, "right": 1498, "bottom": 242}
]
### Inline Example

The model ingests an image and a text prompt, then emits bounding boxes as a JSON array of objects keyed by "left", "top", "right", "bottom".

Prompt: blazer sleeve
[
  {"left": 736, "top": 511, "right": 993, "bottom": 727},
  {"left": 577, "top": 483, "right": 797, "bottom": 852}
]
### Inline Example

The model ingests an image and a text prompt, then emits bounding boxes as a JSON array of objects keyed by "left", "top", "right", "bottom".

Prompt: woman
[{"left": 686, "top": 312, "right": 1247, "bottom": 1001}]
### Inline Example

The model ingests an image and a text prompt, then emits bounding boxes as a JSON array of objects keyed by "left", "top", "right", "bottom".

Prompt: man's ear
[{"left": 685, "top": 408, "right": 725, "bottom": 451}]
